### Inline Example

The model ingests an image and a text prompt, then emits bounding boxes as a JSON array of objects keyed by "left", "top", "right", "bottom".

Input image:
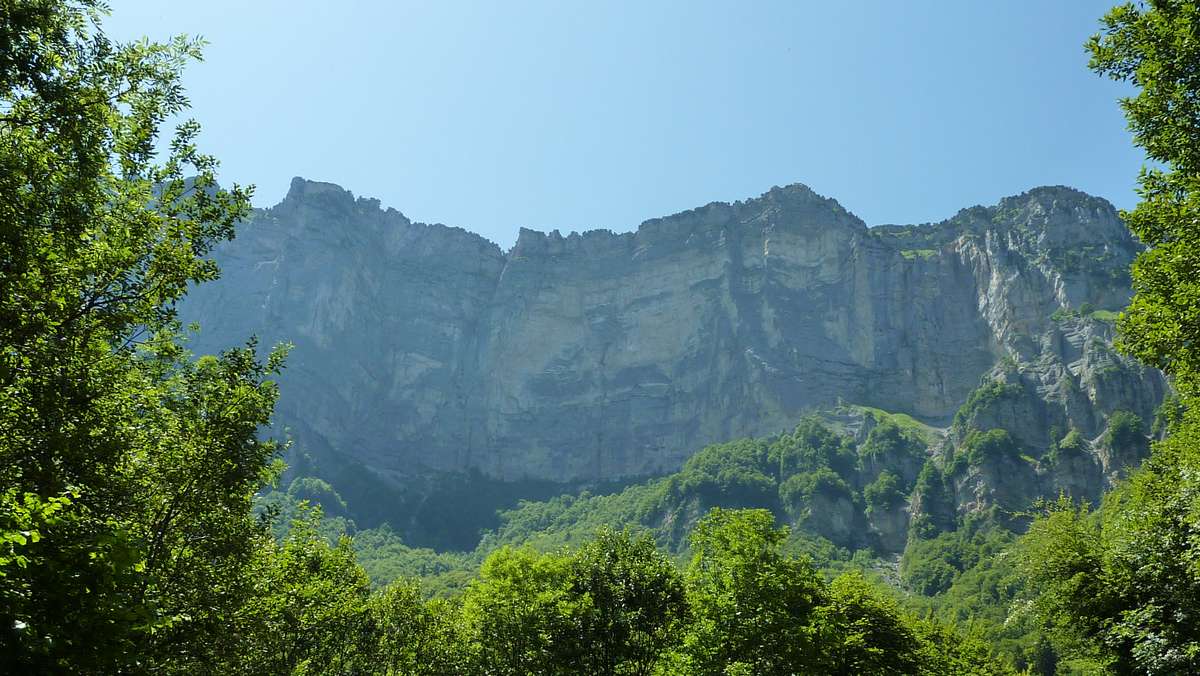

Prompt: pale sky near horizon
[{"left": 105, "top": 1, "right": 1142, "bottom": 247}]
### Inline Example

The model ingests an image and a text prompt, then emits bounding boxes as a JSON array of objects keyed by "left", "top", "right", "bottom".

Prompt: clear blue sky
[{"left": 106, "top": 1, "right": 1141, "bottom": 247}]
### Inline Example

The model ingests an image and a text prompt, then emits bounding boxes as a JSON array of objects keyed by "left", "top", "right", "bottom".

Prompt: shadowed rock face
[{"left": 182, "top": 178, "right": 1165, "bottom": 482}]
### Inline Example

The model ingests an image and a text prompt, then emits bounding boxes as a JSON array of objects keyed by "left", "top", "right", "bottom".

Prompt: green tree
[
  {"left": 681, "top": 508, "right": 828, "bottom": 675},
  {"left": 0, "top": 1, "right": 278, "bottom": 671},
  {"left": 1092, "top": 1, "right": 1200, "bottom": 400},
  {"left": 769, "top": 417, "right": 857, "bottom": 481},
  {"left": 1103, "top": 410, "right": 1148, "bottom": 461},
  {"left": 460, "top": 546, "right": 574, "bottom": 675},
  {"left": 815, "top": 572, "right": 921, "bottom": 675},
  {"left": 864, "top": 470, "right": 904, "bottom": 518},
  {"left": 912, "top": 620, "right": 1019, "bottom": 676},
  {"left": 673, "top": 439, "right": 776, "bottom": 509},
  {"left": 1021, "top": 422, "right": 1200, "bottom": 674},
  {"left": 459, "top": 529, "right": 689, "bottom": 676},
  {"left": 230, "top": 512, "right": 370, "bottom": 674},
  {"left": 1019, "top": 7, "right": 1200, "bottom": 671},
  {"left": 910, "top": 460, "right": 954, "bottom": 537},
  {"left": 1045, "top": 428, "right": 1087, "bottom": 466},
  {"left": 1017, "top": 498, "right": 1114, "bottom": 671},
  {"left": 365, "top": 584, "right": 474, "bottom": 675},
  {"left": 558, "top": 528, "right": 689, "bottom": 676},
  {"left": 962, "top": 429, "right": 1020, "bottom": 467}
]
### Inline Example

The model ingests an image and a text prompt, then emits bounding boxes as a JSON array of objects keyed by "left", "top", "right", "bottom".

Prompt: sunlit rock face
[{"left": 182, "top": 178, "right": 1165, "bottom": 482}]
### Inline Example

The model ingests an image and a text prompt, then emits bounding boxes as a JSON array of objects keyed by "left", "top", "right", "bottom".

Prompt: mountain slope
[{"left": 182, "top": 180, "right": 1165, "bottom": 484}]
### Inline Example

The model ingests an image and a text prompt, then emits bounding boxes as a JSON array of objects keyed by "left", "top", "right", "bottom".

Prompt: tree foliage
[
  {"left": 681, "top": 509, "right": 829, "bottom": 674},
  {"left": 676, "top": 508, "right": 979, "bottom": 675},
  {"left": 1021, "top": 420, "right": 1200, "bottom": 674},
  {"left": 1018, "top": 3, "right": 1200, "bottom": 673},
  {"left": 0, "top": 1, "right": 280, "bottom": 671},
  {"left": 1093, "top": 0, "right": 1200, "bottom": 399}
]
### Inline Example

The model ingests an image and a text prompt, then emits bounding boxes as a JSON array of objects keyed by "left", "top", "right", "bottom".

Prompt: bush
[
  {"left": 864, "top": 471, "right": 904, "bottom": 517},
  {"left": 769, "top": 418, "right": 857, "bottom": 481},
  {"left": 861, "top": 420, "right": 924, "bottom": 462},
  {"left": 963, "top": 429, "right": 1020, "bottom": 467},
  {"left": 287, "top": 477, "right": 350, "bottom": 518},
  {"left": 1103, "top": 410, "right": 1147, "bottom": 458},
  {"left": 676, "top": 439, "right": 776, "bottom": 508},
  {"left": 953, "top": 382, "right": 1025, "bottom": 433},
  {"left": 779, "top": 468, "right": 854, "bottom": 514},
  {"left": 1044, "top": 429, "right": 1087, "bottom": 466}
]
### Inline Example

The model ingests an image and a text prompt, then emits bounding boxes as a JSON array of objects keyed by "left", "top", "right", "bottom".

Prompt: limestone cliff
[{"left": 182, "top": 179, "right": 1165, "bottom": 484}]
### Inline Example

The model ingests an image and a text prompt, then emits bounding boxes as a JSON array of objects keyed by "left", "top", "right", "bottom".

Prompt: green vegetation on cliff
[{"left": 260, "top": 405, "right": 1068, "bottom": 671}]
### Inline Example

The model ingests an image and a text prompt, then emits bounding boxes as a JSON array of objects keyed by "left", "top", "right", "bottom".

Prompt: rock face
[{"left": 182, "top": 178, "right": 1166, "bottom": 483}]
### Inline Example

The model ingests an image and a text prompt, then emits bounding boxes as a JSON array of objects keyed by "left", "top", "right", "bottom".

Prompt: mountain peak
[
  {"left": 284, "top": 176, "right": 354, "bottom": 203},
  {"left": 997, "top": 185, "right": 1118, "bottom": 217}
]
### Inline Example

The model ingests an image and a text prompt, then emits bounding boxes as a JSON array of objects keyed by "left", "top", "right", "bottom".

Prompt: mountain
[{"left": 182, "top": 179, "right": 1165, "bottom": 491}]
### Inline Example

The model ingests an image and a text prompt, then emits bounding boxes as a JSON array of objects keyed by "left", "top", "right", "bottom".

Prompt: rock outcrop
[{"left": 182, "top": 179, "right": 1166, "bottom": 484}]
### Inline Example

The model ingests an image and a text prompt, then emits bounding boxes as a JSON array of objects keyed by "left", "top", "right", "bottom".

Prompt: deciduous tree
[
  {"left": 1021, "top": 3, "right": 1200, "bottom": 673},
  {"left": 0, "top": 2, "right": 277, "bottom": 671}
]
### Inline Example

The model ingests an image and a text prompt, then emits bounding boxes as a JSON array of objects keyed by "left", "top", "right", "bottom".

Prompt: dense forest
[{"left": 3, "top": 1, "right": 1200, "bottom": 674}]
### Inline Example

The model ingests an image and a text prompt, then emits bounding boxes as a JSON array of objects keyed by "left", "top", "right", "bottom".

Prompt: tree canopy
[
  {"left": 0, "top": 1, "right": 275, "bottom": 670},
  {"left": 1019, "top": 2, "right": 1200, "bottom": 674}
]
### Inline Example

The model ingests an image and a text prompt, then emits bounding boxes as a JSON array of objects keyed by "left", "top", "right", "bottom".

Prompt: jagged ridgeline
[{"left": 183, "top": 180, "right": 1165, "bottom": 549}]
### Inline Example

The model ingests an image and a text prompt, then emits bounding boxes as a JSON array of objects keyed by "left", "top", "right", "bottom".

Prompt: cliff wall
[{"left": 182, "top": 179, "right": 1165, "bottom": 482}]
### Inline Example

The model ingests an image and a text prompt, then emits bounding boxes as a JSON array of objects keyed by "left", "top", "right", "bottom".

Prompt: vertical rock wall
[{"left": 181, "top": 179, "right": 1165, "bottom": 482}]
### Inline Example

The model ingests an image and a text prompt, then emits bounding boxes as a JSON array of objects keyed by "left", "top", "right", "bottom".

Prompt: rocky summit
[{"left": 181, "top": 179, "right": 1166, "bottom": 484}]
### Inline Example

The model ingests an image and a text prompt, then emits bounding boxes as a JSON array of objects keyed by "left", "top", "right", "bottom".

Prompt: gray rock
[
  {"left": 869, "top": 504, "right": 910, "bottom": 553},
  {"left": 181, "top": 180, "right": 1166, "bottom": 485}
]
